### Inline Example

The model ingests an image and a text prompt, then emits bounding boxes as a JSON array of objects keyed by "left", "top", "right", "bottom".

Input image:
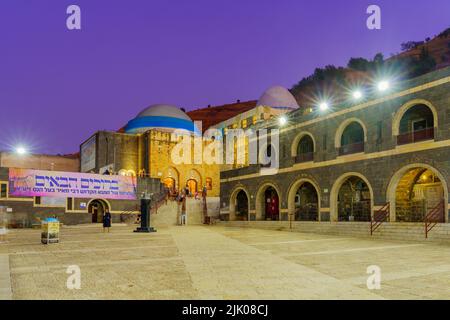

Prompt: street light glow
[
  {"left": 278, "top": 116, "right": 287, "bottom": 126},
  {"left": 319, "top": 102, "right": 329, "bottom": 111},
  {"left": 15, "top": 146, "right": 28, "bottom": 155},
  {"left": 377, "top": 80, "right": 390, "bottom": 92},
  {"left": 352, "top": 90, "right": 363, "bottom": 100}
]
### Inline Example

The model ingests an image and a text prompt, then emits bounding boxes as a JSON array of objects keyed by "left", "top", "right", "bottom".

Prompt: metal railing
[
  {"left": 294, "top": 152, "right": 314, "bottom": 163},
  {"left": 338, "top": 142, "right": 364, "bottom": 156},
  {"left": 425, "top": 200, "right": 445, "bottom": 238},
  {"left": 370, "top": 202, "right": 390, "bottom": 235},
  {"left": 397, "top": 127, "right": 434, "bottom": 145},
  {"left": 150, "top": 190, "right": 169, "bottom": 214}
]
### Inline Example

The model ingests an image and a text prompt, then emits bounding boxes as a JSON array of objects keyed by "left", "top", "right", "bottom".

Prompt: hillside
[
  {"left": 187, "top": 27, "right": 450, "bottom": 126},
  {"left": 393, "top": 27, "right": 450, "bottom": 68}
]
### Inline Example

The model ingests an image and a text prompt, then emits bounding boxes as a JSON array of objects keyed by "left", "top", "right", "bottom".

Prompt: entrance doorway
[
  {"left": 88, "top": 200, "right": 109, "bottom": 223},
  {"left": 337, "top": 176, "right": 371, "bottom": 222},
  {"left": 294, "top": 182, "right": 319, "bottom": 221},
  {"left": 186, "top": 179, "right": 197, "bottom": 196},
  {"left": 264, "top": 187, "right": 279, "bottom": 221},
  {"left": 394, "top": 168, "right": 444, "bottom": 222},
  {"left": 163, "top": 177, "right": 176, "bottom": 192},
  {"left": 235, "top": 190, "right": 249, "bottom": 221}
]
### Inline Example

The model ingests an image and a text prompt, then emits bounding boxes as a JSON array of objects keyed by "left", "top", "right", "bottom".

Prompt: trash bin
[{"left": 41, "top": 218, "right": 60, "bottom": 244}]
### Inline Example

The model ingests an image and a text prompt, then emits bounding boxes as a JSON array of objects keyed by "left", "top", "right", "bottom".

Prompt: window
[
  {"left": 339, "top": 122, "right": 365, "bottom": 155},
  {"left": 67, "top": 198, "right": 73, "bottom": 211},
  {"left": 377, "top": 121, "right": 382, "bottom": 144},
  {"left": 241, "top": 119, "right": 247, "bottom": 128},
  {"left": 35, "top": 197, "right": 41, "bottom": 205},
  {"left": 0, "top": 183, "right": 7, "bottom": 198},
  {"left": 295, "top": 135, "right": 314, "bottom": 163},
  {"left": 397, "top": 104, "right": 435, "bottom": 145},
  {"left": 206, "top": 178, "right": 212, "bottom": 190},
  {"left": 252, "top": 115, "right": 257, "bottom": 125}
]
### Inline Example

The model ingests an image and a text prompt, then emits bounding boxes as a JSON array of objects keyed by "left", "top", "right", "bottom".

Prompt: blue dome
[{"left": 125, "top": 104, "right": 198, "bottom": 134}]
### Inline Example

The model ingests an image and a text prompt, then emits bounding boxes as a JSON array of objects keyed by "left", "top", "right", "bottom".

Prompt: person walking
[{"left": 103, "top": 209, "right": 112, "bottom": 233}]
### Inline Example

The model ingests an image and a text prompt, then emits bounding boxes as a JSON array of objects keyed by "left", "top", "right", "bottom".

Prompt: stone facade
[
  {"left": 220, "top": 67, "right": 450, "bottom": 224},
  {"left": 86, "top": 129, "right": 220, "bottom": 197}
]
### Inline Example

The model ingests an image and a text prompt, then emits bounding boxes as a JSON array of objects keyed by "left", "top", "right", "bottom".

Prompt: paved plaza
[{"left": 1, "top": 224, "right": 450, "bottom": 299}]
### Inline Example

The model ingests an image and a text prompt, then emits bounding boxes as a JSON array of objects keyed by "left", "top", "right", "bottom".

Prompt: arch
[
  {"left": 186, "top": 179, "right": 198, "bottom": 195},
  {"left": 386, "top": 163, "right": 448, "bottom": 223},
  {"left": 330, "top": 172, "right": 374, "bottom": 222},
  {"left": 229, "top": 186, "right": 251, "bottom": 221},
  {"left": 87, "top": 199, "right": 111, "bottom": 223},
  {"left": 287, "top": 178, "right": 321, "bottom": 221},
  {"left": 255, "top": 182, "right": 282, "bottom": 221},
  {"left": 162, "top": 166, "right": 180, "bottom": 190},
  {"left": 334, "top": 118, "right": 368, "bottom": 149},
  {"left": 291, "top": 131, "right": 316, "bottom": 157},
  {"left": 185, "top": 169, "right": 202, "bottom": 194},
  {"left": 392, "top": 99, "right": 439, "bottom": 136}
]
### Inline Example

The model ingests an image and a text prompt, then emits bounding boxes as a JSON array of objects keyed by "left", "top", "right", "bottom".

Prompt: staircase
[{"left": 425, "top": 200, "right": 445, "bottom": 238}]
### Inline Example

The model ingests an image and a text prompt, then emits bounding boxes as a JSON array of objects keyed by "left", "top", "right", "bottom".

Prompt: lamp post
[{"left": 134, "top": 192, "right": 157, "bottom": 233}]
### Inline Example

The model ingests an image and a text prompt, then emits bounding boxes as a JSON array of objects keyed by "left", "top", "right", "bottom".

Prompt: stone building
[
  {"left": 82, "top": 104, "right": 220, "bottom": 197},
  {"left": 220, "top": 67, "right": 450, "bottom": 227},
  {"left": 0, "top": 104, "right": 220, "bottom": 226}
]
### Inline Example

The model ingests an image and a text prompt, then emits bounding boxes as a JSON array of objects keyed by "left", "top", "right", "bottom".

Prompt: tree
[
  {"left": 401, "top": 41, "right": 424, "bottom": 51},
  {"left": 347, "top": 57, "right": 371, "bottom": 71}
]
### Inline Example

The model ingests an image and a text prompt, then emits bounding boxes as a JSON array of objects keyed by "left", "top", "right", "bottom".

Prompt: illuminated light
[
  {"left": 377, "top": 80, "right": 390, "bottom": 92},
  {"left": 15, "top": 146, "right": 27, "bottom": 155},
  {"left": 352, "top": 90, "right": 363, "bottom": 100},
  {"left": 278, "top": 116, "right": 287, "bottom": 126},
  {"left": 319, "top": 102, "right": 329, "bottom": 111}
]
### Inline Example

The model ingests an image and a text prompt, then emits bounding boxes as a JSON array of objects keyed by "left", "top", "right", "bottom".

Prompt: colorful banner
[{"left": 9, "top": 168, "right": 137, "bottom": 200}]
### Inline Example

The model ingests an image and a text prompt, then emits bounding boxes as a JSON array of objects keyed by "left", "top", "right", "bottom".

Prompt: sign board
[
  {"left": 9, "top": 168, "right": 137, "bottom": 200},
  {"left": 80, "top": 135, "right": 96, "bottom": 172}
]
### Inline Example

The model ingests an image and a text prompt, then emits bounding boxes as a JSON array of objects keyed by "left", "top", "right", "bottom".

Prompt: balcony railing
[
  {"left": 397, "top": 127, "right": 434, "bottom": 145},
  {"left": 293, "top": 152, "right": 314, "bottom": 163},
  {"left": 338, "top": 142, "right": 364, "bottom": 156}
]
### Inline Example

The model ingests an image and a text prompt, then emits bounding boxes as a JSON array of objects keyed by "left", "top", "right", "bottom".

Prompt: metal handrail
[
  {"left": 339, "top": 142, "right": 365, "bottom": 156},
  {"left": 370, "top": 202, "right": 390, "bottom": 235},
  {"left": 397, "top": 127, "right": 434, "bottom": 145},
  {"left": 425, "top": 200, "right": 444, "bottom": 238}
]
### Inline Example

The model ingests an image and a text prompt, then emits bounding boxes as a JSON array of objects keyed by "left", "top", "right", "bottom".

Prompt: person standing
[
  {"left": 180, "top": 193, "right": 187, "bottom": 226},
  {"left": 103, "top": 209, "right": 112, "bottom": 233},
  {"left": 0, "top": 209, "right": 7, "bottom": 243}
]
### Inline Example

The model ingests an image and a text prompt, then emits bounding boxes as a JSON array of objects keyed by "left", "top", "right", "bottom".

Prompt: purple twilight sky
[{"left": 1, "top": 0, "right": 449, "bottom": 154}]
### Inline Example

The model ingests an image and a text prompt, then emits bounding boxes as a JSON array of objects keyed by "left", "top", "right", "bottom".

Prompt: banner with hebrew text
[{"left": 9, "top": 168, "right": 137, "bottom": 200}]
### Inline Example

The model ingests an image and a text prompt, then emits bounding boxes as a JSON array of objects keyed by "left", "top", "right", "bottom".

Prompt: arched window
[
  {"left": 339, "top": 122, "right": 365, "bottom": 155},
  {"left": 397, "top": 104, "right": 435, "bottom": 145},
  {"left": 295, "top": 135, "right": 314, "bottom": 163},
  {"left": 206, "top": 177, "right": 212, "bottom": 190}
]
